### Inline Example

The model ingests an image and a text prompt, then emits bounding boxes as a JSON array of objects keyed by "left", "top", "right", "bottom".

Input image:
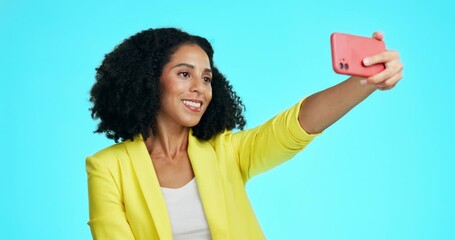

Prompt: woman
[{"left": 87, "top": 28, "right": 403, "bottom": 239}]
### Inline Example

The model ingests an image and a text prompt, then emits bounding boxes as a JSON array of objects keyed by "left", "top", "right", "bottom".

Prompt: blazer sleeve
[
  {"left": 230, "top": 98, "right": 320, "bottom": 182},
  {"left": 86, "top": 155, "right": 135, "bottom": 240}
]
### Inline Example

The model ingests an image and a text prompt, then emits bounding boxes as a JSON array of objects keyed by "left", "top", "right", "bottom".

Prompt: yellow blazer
[{"left": 86, "top": 99, "right": 318, "bottom": 239}]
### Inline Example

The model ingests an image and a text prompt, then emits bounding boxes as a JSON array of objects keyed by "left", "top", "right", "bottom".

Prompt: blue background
[{"left": 1, "top": 0, "right": 454, "bottom": 239}]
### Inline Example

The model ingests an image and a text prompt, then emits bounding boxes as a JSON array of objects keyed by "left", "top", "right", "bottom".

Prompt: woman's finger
[
  {"left": 366, "top": 58, "right": 403, "bottom": 84},
  {"left": 372, "top": 32, "right": 384, "bottom": 41},
  {"left": 364, "top": 50, "right": 399, "bottom": 66},
  {"left": 374, "top": 72, "right": 403, "bottom": 90}
]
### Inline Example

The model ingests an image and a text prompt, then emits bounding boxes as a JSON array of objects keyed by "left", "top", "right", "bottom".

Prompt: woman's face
[{"left": 157, "top": 44, "right": 213, "bottom": 128}]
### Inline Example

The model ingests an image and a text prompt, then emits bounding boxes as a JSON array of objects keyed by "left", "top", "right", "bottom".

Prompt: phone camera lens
[
  {"left": 339, "top": 63, "right": 344, "bottom": 69},
  {"left": 344, "top": 63, "right": 349, "bottom": 70}
]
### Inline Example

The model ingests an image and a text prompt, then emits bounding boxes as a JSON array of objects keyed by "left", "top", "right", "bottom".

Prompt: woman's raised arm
[{"left": 298, "top": 32, "right": 403, "bottom": 134}]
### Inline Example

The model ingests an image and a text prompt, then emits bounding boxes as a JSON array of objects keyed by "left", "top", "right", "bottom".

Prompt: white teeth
[{"left": 183, "top": 100, "right": 201, "bottom": 108}]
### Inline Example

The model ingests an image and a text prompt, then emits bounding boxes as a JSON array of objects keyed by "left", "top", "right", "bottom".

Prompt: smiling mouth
[{"left": 182, "top": 100, "right": 202, "bottom": 111}]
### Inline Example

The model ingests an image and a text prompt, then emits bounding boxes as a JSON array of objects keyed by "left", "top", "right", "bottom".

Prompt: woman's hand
[
  {"left": 361, "top": 32, "right": 404, "bottom": 90},
  {"left": 298, "top": 32, "right": 403, "bottom": 134}
]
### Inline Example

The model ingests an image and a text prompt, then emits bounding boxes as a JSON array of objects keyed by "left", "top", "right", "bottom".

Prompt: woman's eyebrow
[{"left": 172, "top": 63, "right": 212, "bottom": 73}]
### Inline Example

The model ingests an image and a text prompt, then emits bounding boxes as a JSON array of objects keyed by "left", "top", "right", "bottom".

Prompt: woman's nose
[{"left": 191, "top": 78, "right": 205, "bottom": 93}]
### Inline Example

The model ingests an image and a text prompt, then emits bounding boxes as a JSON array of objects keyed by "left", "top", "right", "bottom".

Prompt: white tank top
[{"left": 160, "top": 178, "right": 212, "bottom": 240}]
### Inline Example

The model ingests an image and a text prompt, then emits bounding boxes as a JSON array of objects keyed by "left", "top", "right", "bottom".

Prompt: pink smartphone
[{"left": 330, "top": 32, "right": 386, "bottom": 77}]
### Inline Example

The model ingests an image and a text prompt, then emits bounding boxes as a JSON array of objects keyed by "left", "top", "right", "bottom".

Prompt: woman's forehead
[{"left": 167, "top": 44, "right": 211, "bottom": 68}]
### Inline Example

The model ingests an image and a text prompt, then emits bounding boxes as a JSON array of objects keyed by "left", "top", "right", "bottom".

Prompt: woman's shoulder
[
  {"left": 86, "top": 140, "right": 132, "bottom": 169},
  {"left": 206, "top": 129, "right": 236, "bottom": 144},
  {"left": 91, "top": 141, "right": 127, "bottom": 157}
]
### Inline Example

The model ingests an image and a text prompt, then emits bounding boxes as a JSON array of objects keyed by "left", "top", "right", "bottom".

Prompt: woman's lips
[{"left": 182, "top": 99, "right": 202, "bottom": 112}]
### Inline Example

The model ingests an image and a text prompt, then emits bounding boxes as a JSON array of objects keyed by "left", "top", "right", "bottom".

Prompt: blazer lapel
[
  {"left": 188, "top": 133, "right": 229, "bottom": 239},
  {"left": 124, "top": 135, "right": 173, "bottom": 239}
]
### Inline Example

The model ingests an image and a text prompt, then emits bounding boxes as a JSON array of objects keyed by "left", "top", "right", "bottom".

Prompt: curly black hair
[{"left": 89, "top": 28, "right": 246, "bottom": 142}]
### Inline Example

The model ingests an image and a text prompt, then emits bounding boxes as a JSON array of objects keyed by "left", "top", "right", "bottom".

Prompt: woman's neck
[{"left": 145, "top": 122, "right": 190, "bottom": 161}]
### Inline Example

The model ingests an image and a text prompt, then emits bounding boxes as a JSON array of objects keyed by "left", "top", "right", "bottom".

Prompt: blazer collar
[
  {"left": 188, "top": 132, "right": 229, "bottom": 239},
  {"left": 124, "top": 134, "right": 172, "bottom": 239},
  {"left": 124, "top": 132, "right": 229, "bottom": 238}
]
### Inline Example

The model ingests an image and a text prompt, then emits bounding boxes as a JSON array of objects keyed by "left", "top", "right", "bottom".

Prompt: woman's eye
[
  {"left": 178, "top": 72, "right": 190, "bottom": 78},
  {"left": 203, "top": 77, "right": 212, "bottom": 83}
]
